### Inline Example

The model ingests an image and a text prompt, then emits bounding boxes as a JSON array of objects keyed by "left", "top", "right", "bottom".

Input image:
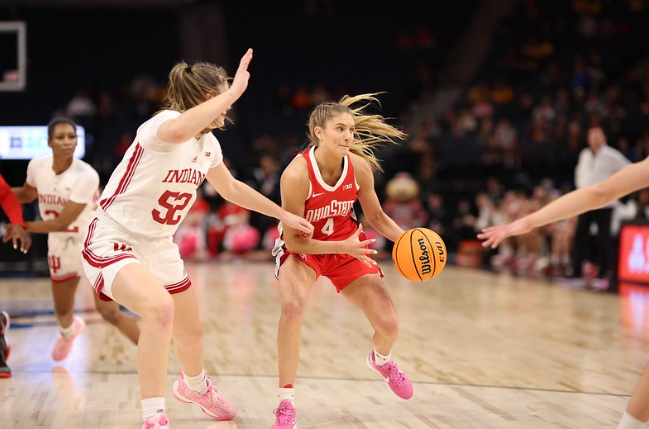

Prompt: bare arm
[
  {"left": 0, "top": 176, "right": 31, "bottom": 252},
  {"left": 12, "top": 184, "right": 38, "bottom": 204},
  {"left": 478, "top": 156, "right": 649, "bottom": 248},
  {"left": 206, "top": 161, "right": 313, "bottom": 236},
  {"left": 353, "top": 155, "right": 405, "bottom": 242},
  {"left": 156, "top": 49, "right": 253, "bottom": 144},
  {"left": 279, "top": 158, "right": 376, "bottom": 265},
  {"left": 27, "top": 201, "right": 86, "bottom": 234}
]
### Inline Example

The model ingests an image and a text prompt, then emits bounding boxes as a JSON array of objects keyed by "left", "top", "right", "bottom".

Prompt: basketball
[{"left": 392, "top": 228, "right": 446, "bottom": 282}]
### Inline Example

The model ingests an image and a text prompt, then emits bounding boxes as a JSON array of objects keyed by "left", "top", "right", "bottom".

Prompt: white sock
[
  {"left": 184, "top": 370, "right": 208, "bottom": 394},
  {"left": 278, "top": 387, "right": 294, "bottom": 404},
  {"left": 618, "top": 412, "right": 646, "bottom": 429},
  {"left": 142, "top": 397, "right": 165, "bottom": 420},
  {"left": 374, "top": 349, "right": 391, "bottom": 366},
  {"left": 60, "top": 321, "right": 76, "bottom": 338}
]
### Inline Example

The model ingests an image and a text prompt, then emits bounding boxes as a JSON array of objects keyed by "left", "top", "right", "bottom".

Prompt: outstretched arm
[
  {"left": 156, "top": 49, "right": 253, "bottom": 144},
  {"left": 206, "top": 161, "right": 313, "bottom": 236},
  {"left": 478, "top": 156, "right": 649, "bottom": 248},
  {"left": 26, "top": 201, "right": 87, "bottom": 234}
]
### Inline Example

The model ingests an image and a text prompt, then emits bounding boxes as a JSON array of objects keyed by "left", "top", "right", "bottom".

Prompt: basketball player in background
[
  {"left": 81, "top": 49, "right": 314, "bottom": 429},
  {"left": 12, "top": 118, "right": 141, "bottom": 362},
  {"left": 478, "top": 155, "right": 649, "bottom": 429},
  {"left": 0, "top": 171, "right": 32, "bottom": 378},
  {"left": 270, "top": 94, "right": 413, "bottom": 429}
]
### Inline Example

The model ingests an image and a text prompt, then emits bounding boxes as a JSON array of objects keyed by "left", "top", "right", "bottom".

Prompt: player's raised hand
[
  {"left": 341, "top": 224, "right": 377, "bottom": 267},
  {"left": 477, "top": 218, "right": 532, "bottom": 249},
  {"left": 230, "top": 48, "right": 253, "bottom": 98}
]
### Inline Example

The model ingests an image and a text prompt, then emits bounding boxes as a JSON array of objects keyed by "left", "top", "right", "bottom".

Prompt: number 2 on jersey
[
  {"left": 152, "top": 191, "right": 192, "bottom": 225},
  {"left": 321, "top": 218, "right": 334, "bottom": 236}
]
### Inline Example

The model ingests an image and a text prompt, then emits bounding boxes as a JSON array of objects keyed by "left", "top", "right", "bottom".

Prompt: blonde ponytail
[{"left": 308, "top": 93, "right": 405, "bottom": 172}]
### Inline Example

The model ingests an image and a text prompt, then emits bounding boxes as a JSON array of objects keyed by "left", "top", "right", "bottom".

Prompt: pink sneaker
[
  {"left": 366, "top": 351, "right": 414, "bottom": 400},
  {"left": 271, "top": 400, "right": 296, "bottom": 429},
  {"left": 172, "top": 374, "right": 236, "bottom": 420},
  {"left": 52, "top": 316, "right": 86, "bottom": 361},
  {"left": 141, "top": 413, "right": 170, "bottom": 429},
  {"left": 0, "top": 311, "right": 11, "bottom": 378}
]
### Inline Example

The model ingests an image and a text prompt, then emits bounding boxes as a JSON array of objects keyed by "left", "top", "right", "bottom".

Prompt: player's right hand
[
  {"left": 230, "top": 48, "right": 253, "bottom": 98},
  {"left": 341, "top": 224, "right": 377, "bottom": 267},
  {"left": 2, "top": 224, "right": 31, "bottom": 254}
]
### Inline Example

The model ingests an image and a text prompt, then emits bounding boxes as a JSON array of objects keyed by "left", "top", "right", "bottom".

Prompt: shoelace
[
  {"left": 274, "top": 405, "right": 295, "bottom": 424},
  {"left": 385, "top": 362, "right": 406, "bottom": 386}
]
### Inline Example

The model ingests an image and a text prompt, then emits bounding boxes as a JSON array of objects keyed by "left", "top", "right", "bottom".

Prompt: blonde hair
[
  {"left": 160, "top": 61, "right": 231, "bottom": 132},
  {"left": 308, "top": 93, "right": 405, "bottom": 172}
]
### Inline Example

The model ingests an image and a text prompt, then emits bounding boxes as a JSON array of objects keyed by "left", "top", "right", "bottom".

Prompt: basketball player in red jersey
[
  {"left": 270, "top": 94, "right": 414, "bottom": 429},
  {"left": 0, "top": 171, "right": 32, "bottom": 378},
  {"left": 478, "top": 155, "right": 649, "bottom": 429},
  {"left": 81, "top": 49, "right": 313, "bottom": 429}
]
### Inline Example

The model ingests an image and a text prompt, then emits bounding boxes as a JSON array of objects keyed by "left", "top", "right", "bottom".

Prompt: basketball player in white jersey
[
  {"left": 269, "top": 94, "right": 414, "bottom": 429},
  {"left": 478, "top": 155, "right": 649, "bottom": 429},
  {"left": 12, "top": 117, "right": 140, "bottom": 362},
  {"left": 81, "top": 49, "right": 314, "bottom": 429}
]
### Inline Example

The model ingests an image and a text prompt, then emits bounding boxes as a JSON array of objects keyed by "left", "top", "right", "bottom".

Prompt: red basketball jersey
[{"left": 300, "top": 146, "right": 359, "bottom": 241}]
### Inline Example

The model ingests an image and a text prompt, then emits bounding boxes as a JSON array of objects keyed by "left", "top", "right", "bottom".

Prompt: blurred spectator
[
  {"left": 491, "top": 80, "right": 515, "bottom": 104},
  {"left": 571, "top": 126, "right": 630, "bottom": 281},
  {"left": 220, "top": 206, "right": 261, "bottom": 262},
  {"left": 66, "top": 90, "right": 96, "bottom": 118},
  {"left": 382, "top": 172, "right": 427, "bottom": 231},
  {"left": 291, "top": 86, "right": 313, "bottom": 111}
]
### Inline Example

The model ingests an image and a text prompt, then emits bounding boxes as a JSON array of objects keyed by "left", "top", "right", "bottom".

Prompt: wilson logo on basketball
[{"left": 418, "top": 238, "right": 432, "bottom": 275}]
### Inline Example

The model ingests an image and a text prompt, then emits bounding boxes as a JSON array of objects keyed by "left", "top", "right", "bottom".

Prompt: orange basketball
[{"left": 392, "top": 228, "right": 446, "bottom": 282}]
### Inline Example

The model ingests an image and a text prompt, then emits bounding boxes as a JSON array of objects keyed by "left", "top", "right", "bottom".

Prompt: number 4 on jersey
[{"left": 321, "top": 218, "right": 334, "bottom": 236}]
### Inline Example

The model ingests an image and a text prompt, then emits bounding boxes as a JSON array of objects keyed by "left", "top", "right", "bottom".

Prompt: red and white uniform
[
  {"left": 273, "top": 146, "right": 382, "bottom": 291},
  {"left": 26, "top": 155, "right": 99, "bottom": 282},
  {"left": 82, "top": 110, "right": 224, "bottom": 301}
]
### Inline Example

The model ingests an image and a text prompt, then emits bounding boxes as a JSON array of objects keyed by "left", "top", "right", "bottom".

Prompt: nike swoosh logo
[{"left": 312, "top": 192, "right": 325, "bottom": 197}]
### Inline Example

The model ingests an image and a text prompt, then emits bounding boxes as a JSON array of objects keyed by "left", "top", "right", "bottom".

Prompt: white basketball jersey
[
  {"left": 26, "top": 155, "right": 99, "bottom": 240},
  {"left": 98, "top": 110, "right": 223, "bottom": 237}
]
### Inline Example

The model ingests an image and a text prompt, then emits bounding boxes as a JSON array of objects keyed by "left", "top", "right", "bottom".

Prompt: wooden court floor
[{"left": 1, "top": 262, "right": 647, "bottom": 428}]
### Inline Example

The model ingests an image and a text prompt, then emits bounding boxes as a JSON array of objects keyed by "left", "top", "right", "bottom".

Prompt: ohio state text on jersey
[{"left": 301, "top": 146, "right": 360, "bottom": 241}]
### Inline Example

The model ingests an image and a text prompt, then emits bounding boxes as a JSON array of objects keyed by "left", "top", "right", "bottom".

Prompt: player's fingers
[
  {"left": 239, "top": 48, "right": 253, "bottom": 68},
  {"left": 360, "top": 239, "right": 375, "bottom": 247},
  {"left": 354, "top": 224, "right": 363, "bottom": 237},
  {"left": 22, "top": 237, "right": 32, "bottom": 253},
  {"left": 359, "top": 256, "right": 377, "bottom": 267},
  {"left": 298, "top": 220, "right": 313, "bottom": 234}
]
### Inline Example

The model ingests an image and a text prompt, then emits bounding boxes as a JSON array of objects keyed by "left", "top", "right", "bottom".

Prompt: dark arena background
[{"left": 1, "top": 1, "right": 649, "bottom": 428}]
